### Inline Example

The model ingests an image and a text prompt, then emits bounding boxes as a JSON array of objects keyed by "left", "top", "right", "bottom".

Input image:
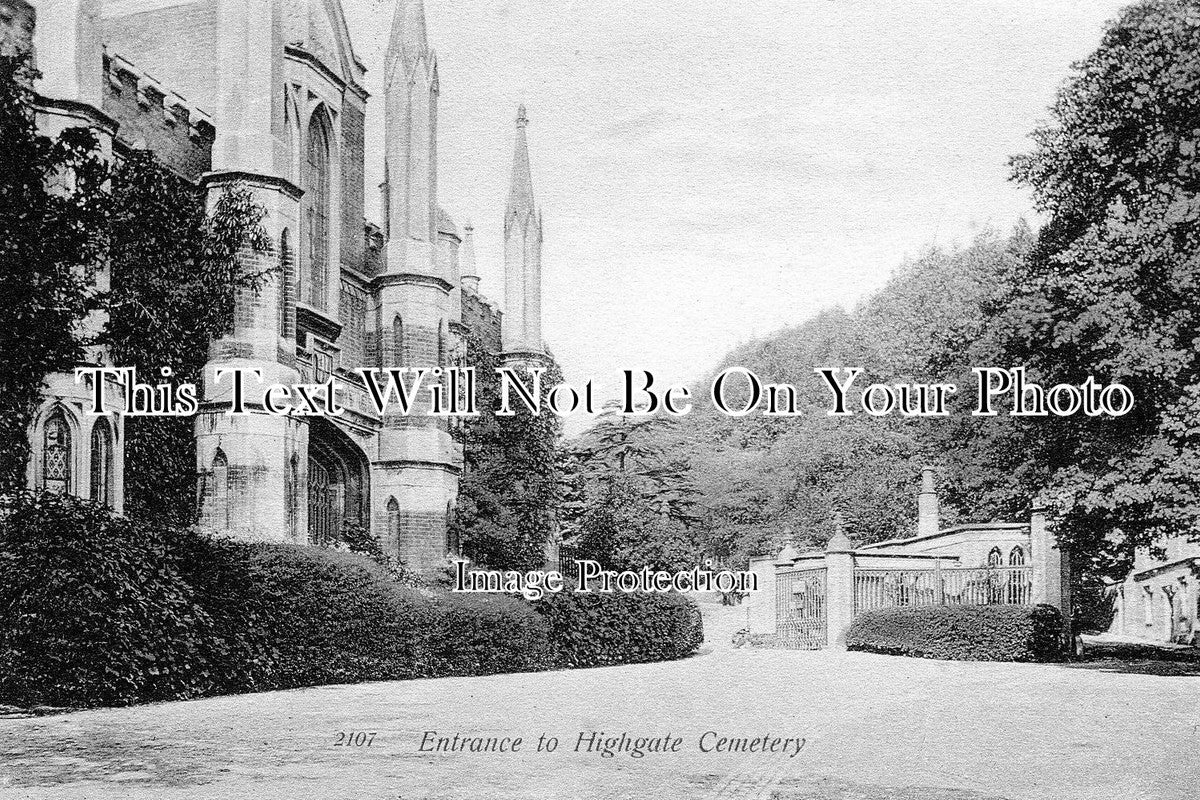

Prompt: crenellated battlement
[{"left": 101, "top": 48, "right": 213, "bottom": 180}]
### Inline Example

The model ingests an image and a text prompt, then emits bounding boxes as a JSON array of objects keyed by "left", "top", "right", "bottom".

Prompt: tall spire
[
  {"left": 502, "top": 104, "right": 543, "bottom": 356},
  {"left": 506, "top": 105, "right": 535, "bottom": 223},
  {"left": 385, "top": 0, "right": 430, "bottom": 81}
]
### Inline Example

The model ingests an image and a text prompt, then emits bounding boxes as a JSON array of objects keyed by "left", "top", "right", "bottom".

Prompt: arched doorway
[{"left": 307, "top": 419, "right": 369, "bottom": 546}]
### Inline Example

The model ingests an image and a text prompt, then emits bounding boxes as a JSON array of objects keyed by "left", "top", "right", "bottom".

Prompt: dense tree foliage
[
  {"left": 0, "top": 54, "right": 268, "bottom": 516},
  {"left": 562, "top": 411, "right": 702, "bottom": 571},
  {"left": 450, "top": 335, "right": 564, "bottom": 570},
  {"left": 0, "top": 54, "right": 107, "bottom": 493},
  {"left": 1002, "top": 0, "right": 1200, "bottom": 558}
]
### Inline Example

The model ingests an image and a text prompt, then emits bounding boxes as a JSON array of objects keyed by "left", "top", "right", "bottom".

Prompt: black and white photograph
[{"left": 0, "top": 0, "right": 1197, "bottom": 798}]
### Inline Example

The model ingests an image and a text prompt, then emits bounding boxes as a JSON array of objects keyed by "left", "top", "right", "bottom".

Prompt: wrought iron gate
[{"left": 775, "top": 566, "right": 827, "bottom": 649}]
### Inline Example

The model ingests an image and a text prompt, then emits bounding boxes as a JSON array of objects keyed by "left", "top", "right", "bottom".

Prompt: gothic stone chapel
[{"left": 6, "top": 0, "right": 549, "bottom": 570}]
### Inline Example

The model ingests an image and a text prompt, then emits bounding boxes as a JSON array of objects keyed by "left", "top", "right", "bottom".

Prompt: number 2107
[{"left": 334, "top": 731, "right": 376, "bottom": 747}]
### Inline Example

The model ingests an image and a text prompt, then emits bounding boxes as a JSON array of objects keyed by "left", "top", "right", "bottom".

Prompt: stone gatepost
[
  {"left": 824, "top": 517, "right": 856, "bottom": 650},
  {"left": 1030, "top": 499, "right": 1073, "bottom": 638},
  {"left": 746, "top": 554, "right": 777, "bottom": 635}
]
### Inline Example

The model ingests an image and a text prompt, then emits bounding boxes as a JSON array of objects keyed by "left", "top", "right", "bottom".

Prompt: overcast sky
[{"left": 342, "top": 0, "right": 1129, "bottom": 424}]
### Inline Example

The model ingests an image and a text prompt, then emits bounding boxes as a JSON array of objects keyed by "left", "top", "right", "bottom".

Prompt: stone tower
[
  {"left": 502, "top": 106, "right": 545, "bottom": 360},
  {"left": 374, "top": 0, "right": 459, "bottom": 569},
  {"left": 194, "top": 0, "right": 307, "bottom": 542}
]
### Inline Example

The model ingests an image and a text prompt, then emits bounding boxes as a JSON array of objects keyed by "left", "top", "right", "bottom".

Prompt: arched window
[
  {"left": 42, "top": 410, "right": 71, "bottom": 494},
  {"left": 279, "top": 230, "right": 293, "bottom": 338},
  {"left": 437, "top": 321, "right": 446, "bottom": 367},
  {"left": 1007, "top": 546, "right": 1027, "bottom": 604},
  {"left": 986, "top": 547, "right": 1003, "bottom": 604},
  {"left": 211, "top": 448, "right": 229, "bottom": 530},
  {"left": 287, "top": 452, "right": 299, "bottom": 538},
  {"left": 304, "top": 110, "right": 332, "bottom": 310},
  {"left": 387, "top": 496, "right": 400, "bottom": 555},
  {"left": 284, "top": 86, "right": 300, "bottom": 185},
  {"left": 89, "top": 418, "right": 113, "bottom": 506},
  {"left": 392, "top": 315, "right": 404, "bottom": 365}
]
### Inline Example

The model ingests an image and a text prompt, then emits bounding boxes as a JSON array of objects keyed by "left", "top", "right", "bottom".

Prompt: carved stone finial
[{"left": 825, "top": 513, "right": 854, "bottom": 553}]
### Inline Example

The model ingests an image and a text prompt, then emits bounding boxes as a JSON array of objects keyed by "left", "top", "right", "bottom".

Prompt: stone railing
[{"left": 854, "top": 565, "right": 1032, "bottom": 614}]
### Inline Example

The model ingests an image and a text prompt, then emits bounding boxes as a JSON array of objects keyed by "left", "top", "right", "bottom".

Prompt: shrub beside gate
[{"left": 845, "top": 604, "right": 1066, "bottom": 662}]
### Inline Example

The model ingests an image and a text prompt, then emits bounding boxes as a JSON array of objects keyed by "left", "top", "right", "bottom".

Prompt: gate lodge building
[
  {"left": 4, "top": 0, "right": 549, "bottom": 570},
  {"left": 747, "top": 468, "right": 1072, "bottom": 649}
]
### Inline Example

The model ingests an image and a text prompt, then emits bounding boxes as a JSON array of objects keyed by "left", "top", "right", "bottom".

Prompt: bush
[
  {"left": 0, "top": 495, "right": 706, "bottom": 709},
  {"left": 0, "top": 493, "right": 214, "bottom": 707},
  {"left": 431, "top": 593, "right": 554, "bottom": 676},
  {"left": 167, "top": 528, "right": 277, "bottom": 695},
  {"left": 536, "top": 587, "right": 704, "bottom": 668},
  {"left": 233, "top": 544, "right": 438, "bottom": 690},
  {"left": 845, "top": 604, "right": 1066, "bottom": 662}
]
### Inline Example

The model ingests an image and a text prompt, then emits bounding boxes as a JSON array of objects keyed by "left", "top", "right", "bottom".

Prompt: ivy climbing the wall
[
  {"left": 0, "top": 54, "right": 109, "bottom": 494},
  {"left": 104, "top": 151, "right": 270, "bottom": 522},
  {"left": 450, "top": 330, "right": 564, "bottom": 571}
]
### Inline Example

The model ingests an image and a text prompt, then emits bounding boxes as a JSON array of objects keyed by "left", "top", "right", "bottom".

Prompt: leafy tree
[
  {"left": 1004, "top": 0, "right": 1200, "bottom": 558},
  {"left": 0, "top": 54, "right": 108, "bottom": 493},
  {"left": 562, "top": 412, "right": 704, "bottom": 570},
  {"left": 575, "top": 470, "right": 698, "bottom": 572}
]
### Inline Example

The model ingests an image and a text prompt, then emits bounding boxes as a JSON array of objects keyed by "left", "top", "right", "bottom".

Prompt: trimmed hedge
[
  {"left": 845, "top": 604, "right": 1066, "bottom": 662},
  {"left": 0, "top": 494, "right": 215, "bottom": 707},
  {"left": 234, "top": 544, "right": 438, "bottom": 689},
  {"left": 536, "top": 586, "right": 704, "bottom": 668},
  {"left": 0, "top": 493, "right": 702, "bottom": 708},
  {"left": 431, "top": 593, "right": 555, "bottom": 676}
]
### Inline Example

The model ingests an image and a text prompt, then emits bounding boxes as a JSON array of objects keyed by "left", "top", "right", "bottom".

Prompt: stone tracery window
[
  {"left": 1006, "top": 546, "right": 1026, "bottom": 604},
  {"left": 211, "top": 448, "right": 230, "bottom": 530},
  {"left": 279, "top": 230, "right": 294, "bottom": 338},
  {"left": 42, "top": 410, "right": 71, "bottom": 494},
  {"left": 90, "top": 418, "right": 113, "bottom": 506},
  {"left": 304, "top": 109, "right": 332, "bottom": 310}
]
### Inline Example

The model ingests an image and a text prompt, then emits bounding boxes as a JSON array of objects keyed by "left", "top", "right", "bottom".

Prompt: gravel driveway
[{"left": 0, "top": 603, "right": 1195, "bottom": 800}]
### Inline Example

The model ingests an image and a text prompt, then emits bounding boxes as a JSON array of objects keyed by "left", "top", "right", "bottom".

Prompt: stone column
[
  {"left": 1030, "top": 499, "right": 1072, "bottom": 641},
  {"left": 824, "top": 518, "right": 856, "bottom": 650},
  {"left": 917, "top": 465, "right": 939, "bottom": 537}
]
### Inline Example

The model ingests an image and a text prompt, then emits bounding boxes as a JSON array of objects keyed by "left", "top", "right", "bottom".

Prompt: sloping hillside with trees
[{"left": 563, "top": 1, "right": 1200, "bottom": 629}]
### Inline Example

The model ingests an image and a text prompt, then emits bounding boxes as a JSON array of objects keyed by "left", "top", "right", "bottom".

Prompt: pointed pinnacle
[{"left": 506, "top": 105, "right": 535, "bottom": 220}]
